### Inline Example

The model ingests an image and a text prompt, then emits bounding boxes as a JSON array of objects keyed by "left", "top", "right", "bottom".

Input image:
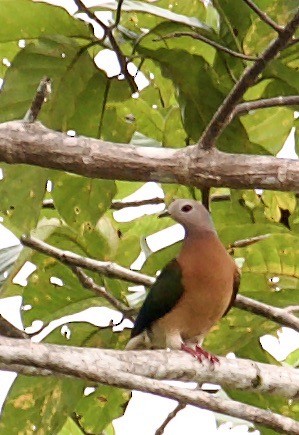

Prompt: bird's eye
[{"left": 181, "top": 204, "right": 193, "bottom": 213}]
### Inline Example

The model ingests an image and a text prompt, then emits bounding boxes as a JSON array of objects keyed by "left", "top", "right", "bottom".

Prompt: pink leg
[
  {"left": 181, "top": 343, "right": 219, "bottom": 364},
  {"left": 195, "top": 345, "right": 219, "bottom": 364}
]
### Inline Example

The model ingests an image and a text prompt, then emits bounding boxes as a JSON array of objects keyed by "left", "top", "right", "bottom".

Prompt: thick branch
[
  {"left": 0, "top": 338, "right": 298, "bottom": 433},
  {"left": 198, "top": 8, "right": 299, "bottom": 150},
  {"left": 21, "top": 236, "right": 299, "bottom": 332},
  {"left": 1, "top": 121, "right": 299, "bottom": 191}
]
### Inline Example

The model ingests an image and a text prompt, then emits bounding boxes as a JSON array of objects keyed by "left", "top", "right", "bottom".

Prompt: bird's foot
[
  {"left": 195, "top": 345, "right": 219, "bottom": 364},
  {"left": 181, "top": 343, "right": 219, "bottom": 365}
]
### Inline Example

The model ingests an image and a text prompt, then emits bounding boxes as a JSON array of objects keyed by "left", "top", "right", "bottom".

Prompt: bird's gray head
[{"left": 166, "top": 199, "right": 216, "bottom": 235}]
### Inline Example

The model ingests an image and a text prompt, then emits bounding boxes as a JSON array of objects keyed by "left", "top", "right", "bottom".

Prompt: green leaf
[
  {"left": 74, "top": 385, "right": 130, "bottom": 434},
  {"left": 93, "top": 1, "right": 210, "bottom": 31},
  {"left": 262, "top": 191, "right": 296, "bottom": 223},
  {"left": 284, "top": 349, "right": 299, "bottom": 367},
  {"left": 58, "top": 417, "right": 84, "bottom": 435},
  {"left": 21, "top": 227, "right": 112, "bottom": 327},
  {"left": 0, "top": 0, "right": 90, "bottom": 43},
  {"left": 0, "top": 164, "right": 48, "bottom": 237},
  {"left": 51, "top": 172, "right": 116, "bottom": 230},
  {"left": 136, "top": 44, "right": 267, "bottom": 153},
  {"left": 0, "top": 376, "right": 84, "bottom": 435},
  {"left": 0, "top": 36, "right": 98, "bottom": 130},
  {"left": 68, "top": 73, "right": 133, "bottom": 141}
]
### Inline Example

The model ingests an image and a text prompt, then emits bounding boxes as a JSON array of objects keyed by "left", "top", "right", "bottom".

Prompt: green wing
[
  {"left": 222, "top": 267, "right": 240, "bottom": 317},
  {"left": 131, "top": 259, "right": 184, "bottom": 337}
]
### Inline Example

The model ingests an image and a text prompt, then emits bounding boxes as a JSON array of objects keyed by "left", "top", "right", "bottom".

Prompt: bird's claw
[
  {"left": 195, "top": 345, "right": 219, "bottom": 364},
  {"left": 181, "top": 343, "right": 219, "bottom": 365}
]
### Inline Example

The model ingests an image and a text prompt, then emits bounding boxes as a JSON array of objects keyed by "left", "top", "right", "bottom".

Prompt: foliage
[{"left": 0, "top": 0, "right": 298, "bottom": 433}]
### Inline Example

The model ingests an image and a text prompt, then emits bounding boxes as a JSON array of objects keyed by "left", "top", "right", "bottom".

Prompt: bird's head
[{"left": 160, "top": 199, "right": 216, "bottom": 235}]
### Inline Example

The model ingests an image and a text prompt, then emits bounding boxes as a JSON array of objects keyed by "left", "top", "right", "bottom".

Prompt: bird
[{"left": 125, "top": 199, "right": 240, "bottom": 363}]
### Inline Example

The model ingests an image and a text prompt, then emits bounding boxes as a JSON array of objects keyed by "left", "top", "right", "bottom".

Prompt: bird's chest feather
[{"left": 163, "top": 235, "right": 235, "bottom": 337}]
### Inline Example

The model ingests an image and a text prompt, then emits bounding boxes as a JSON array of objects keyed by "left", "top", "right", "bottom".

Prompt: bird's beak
[{"left": 158, "top": 209, "right": 170, "bottom": 218}]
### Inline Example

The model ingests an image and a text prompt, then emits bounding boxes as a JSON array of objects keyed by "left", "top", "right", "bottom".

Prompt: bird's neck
[{"left": 184, "top": 226, "right": 217, "bottom": 240}]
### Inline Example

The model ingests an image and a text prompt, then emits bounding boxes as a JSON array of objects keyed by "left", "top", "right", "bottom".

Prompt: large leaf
[
  {"left": 136, "top": 41, "right": 267, "bottom": 153},
  {"left": 51, "top": 172, "right": 116, "bottom": 230},
  {"left": 0, "top": 376, "right": 84, "bottom": 435},
  {"left": 0, "top": 0, "right": 90, "bottom": 43},
  {"left": 20, "top": 226, "right": 113, "bottom": 327},
  {"left": 0, "top": 36, "right": 98, "bottom": 130},
  {"left": 74, "top": 385, "right": 130, "bottom": 434},
  {"left": 0, "top": 164, "right": 48, "bottom": 237},
  {"left": 93, "top": 1, "right": 211, "bottom": 31}
]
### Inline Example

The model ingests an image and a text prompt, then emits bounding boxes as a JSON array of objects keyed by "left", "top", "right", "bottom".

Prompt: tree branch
[
  {"left": 198, "top": 8, "right": 299, "bottom": 150},
  {"left": 23, "top": 77, "right": 51, "bottom": 123},
  {"left": 234, "top": 95, "right": 299, "bottom": 116},
  {"left": 0, "top": 315, "right": 28, "bottom": 339},
  {"left": 1, "top": 121, "right": 299, "bottom": 191},
  {"left": 21, "top": 234, "right": 154, "bottom": 286},
  {"left": 234, "top": 295, "right": 299, "bottom": 331},
  {"left": 71, "top": 266, "right": 134, "bottom": 320},
  {"left": 0, "top": 338, "right": 298, "bottom": 433},
  {"left": 153, "top": 32, "right": 258, "bottom": 61},
  {"left": 242, "top": 0, "right": 283, "bottom": 33},
  {"left": 155, "top": 403, "right": 186, "bottom": 435},
  {"left": 20, "top": 235, "right": 299, "bottom": 332},
  {"left": 42, "top": 195, "right": 231, "bottom": 211}
]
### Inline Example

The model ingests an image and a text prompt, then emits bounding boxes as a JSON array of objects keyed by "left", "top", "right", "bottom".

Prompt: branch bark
[
  {"left": 0, "top": 337, "right": 298, "bottom": 433},
  {"left": 1, "top": 121, "right": 299, "bottom": 192},
  {"left": 21, "top": 235, "right": 299, "bottom": 332},
  {"left": 234, "top": 95, "right": 299, "bottom": 116}
]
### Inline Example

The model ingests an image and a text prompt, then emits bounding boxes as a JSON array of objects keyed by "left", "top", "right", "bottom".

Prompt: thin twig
[
  {"left": 155, "top": 403, "right": 186, "bottom": 435},
  {"left": 98, "top": 80, "right": 111, "bottom": 138},
  {"left": 198, "top": 9, "right": 299, "bottom": 150},
  {"left": 42, "top": 195, "right": 231, "bottom": 211},
  {"left": 234, "top": 295, "right": 299, "bottom": 331},
  {"left": 153, "top": 32, "right": 258, "bottom": 61},
  {"left": 228, "top": 234, "right": 270, "bottom": 250},
  {"left": 20, "top": 236, "right": 299, "bottom": 332},
  {"left": 234, "top": 95, "right": 299, "bottom": 116},
  {"left": 23, "top": 77, "right": 51, "bottom": 123},
  {"left": 242, "top": 0, "right": 283, "bottom": 33},
  {"left": 71, "top": 266, "right": 135, "bottom": 321},
  {"left": 74, "top": 0, "right": 137, "bottom": 93},
  {"left": 112, "top": 0, "right": 124, "bottom": 29}
]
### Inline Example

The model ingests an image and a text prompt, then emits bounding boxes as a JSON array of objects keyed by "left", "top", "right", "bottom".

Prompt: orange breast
[{"left": 158, "top": 232, "right": 235, "bottom": 340}]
